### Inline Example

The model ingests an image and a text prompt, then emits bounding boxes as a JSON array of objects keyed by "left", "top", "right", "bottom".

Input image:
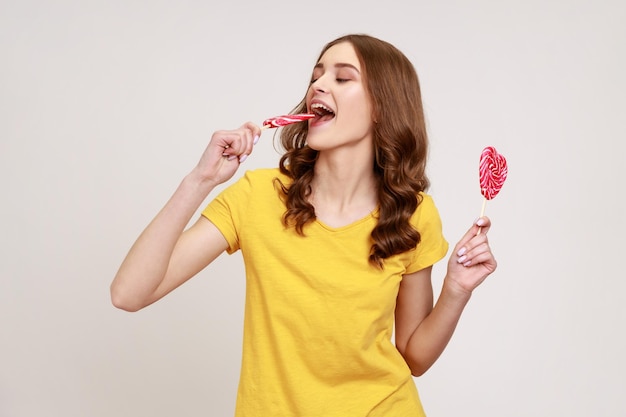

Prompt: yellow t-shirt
[{"left": 202, "top": 168, "right": 448, "bottom": 417}]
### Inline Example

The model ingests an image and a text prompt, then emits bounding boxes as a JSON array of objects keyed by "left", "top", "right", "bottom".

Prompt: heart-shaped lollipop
[
  {"left": 479, "top": 146, "right": 508, "bottom": 201},
  {"left": 477, "top": 146, "right": 508, "bottom": 232}
]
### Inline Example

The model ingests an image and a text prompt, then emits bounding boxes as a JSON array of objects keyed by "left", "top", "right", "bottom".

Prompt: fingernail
[
  {"left": 239, "top": 154, "right": 248, "bottom": 163},
  {"left": 476, "top": 218, "right": 485, "bottom": 226},
  {"left": 463, "top": 260, "right": 472, "bottom": 267},
  {"left": 458, "top": 255, "right": 467, "bottom": 263},
  {"left": 457, "top": 247, "right": 466, "bottom": 257},
  {"left": 253, "top": 135, "right": 260, "bottom": 145},
  {"left": 227, "top": 155, "right": 238, "bottom": 161}
]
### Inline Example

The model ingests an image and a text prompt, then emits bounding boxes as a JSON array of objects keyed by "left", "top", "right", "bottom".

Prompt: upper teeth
[{"left": 311, "top": 103, "right": 334, "bottom": 114}]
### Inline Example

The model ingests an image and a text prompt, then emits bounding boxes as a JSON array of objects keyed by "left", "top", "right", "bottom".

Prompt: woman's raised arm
[{"left": 110, "top": 122, "right": 260, "bottom": 311}]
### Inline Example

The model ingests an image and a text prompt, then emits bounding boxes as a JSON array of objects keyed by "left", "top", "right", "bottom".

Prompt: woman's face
[{"left": 305, "top": 42, "right": 374, "bottom": 153}]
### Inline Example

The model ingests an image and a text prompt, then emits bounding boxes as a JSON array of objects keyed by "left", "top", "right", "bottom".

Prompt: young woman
[{"left": 111, "top": 34, "right": 497, "bottom": 416}]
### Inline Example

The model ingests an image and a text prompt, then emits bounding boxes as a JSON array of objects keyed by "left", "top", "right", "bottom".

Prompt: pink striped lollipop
[
  {"left": 479, "top": 146, "right": 508, "bottom": 201},
  {"left": 262, "top": 113, "right": 315, "bottom": 129},
  {"left": 478, "top": 146, "right": 508, "bottom": 225}
]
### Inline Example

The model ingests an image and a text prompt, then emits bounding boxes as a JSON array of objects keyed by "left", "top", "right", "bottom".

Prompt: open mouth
[{"left": 310, "top": 103, "right": 335, "bottom": 123}]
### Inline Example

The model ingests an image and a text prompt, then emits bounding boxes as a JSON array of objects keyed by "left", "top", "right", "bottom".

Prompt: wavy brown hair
[{"left": 276, "top": 34, "right": 430, "bottom": 268}]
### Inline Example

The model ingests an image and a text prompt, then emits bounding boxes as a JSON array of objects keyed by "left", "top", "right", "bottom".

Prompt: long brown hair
[{"left": 277, "top": 34, "right": 430, "bottom": 268}]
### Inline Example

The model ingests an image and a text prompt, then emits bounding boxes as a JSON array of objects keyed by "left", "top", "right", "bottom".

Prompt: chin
[
  {"left": 304, "top": 134, "right": 327, "bottom": 151},
  {"left": 306, "top": 142, "right": 326, "bottom": 152}
]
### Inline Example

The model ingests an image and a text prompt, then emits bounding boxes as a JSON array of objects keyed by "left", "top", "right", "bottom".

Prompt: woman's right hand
[{"left": 193, "top": 122, "right": 261, "bottom": 186}]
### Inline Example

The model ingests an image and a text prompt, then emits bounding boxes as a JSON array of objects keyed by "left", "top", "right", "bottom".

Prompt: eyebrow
[{"left": 314, "top": 62, "right": 361, "bottom": 73}]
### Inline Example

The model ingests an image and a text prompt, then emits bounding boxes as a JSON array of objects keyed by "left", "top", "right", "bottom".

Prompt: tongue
[{"left": 318, "top": 113, "right": 335, "bottom": 122}]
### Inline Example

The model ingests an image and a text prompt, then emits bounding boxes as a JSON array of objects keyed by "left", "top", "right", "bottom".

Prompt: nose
[{"left": 311, "top": 74, "right": 329, "bottom": 93}]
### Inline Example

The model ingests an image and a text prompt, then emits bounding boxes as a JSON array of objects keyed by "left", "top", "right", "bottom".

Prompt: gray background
[{"left": 1, "top": 0, "right": 624, "bottom": 416}]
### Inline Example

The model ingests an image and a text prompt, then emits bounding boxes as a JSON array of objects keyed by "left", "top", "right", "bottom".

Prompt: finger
[
  {"left": 214, "top": 130, "right": 241, "bottom": 150},
  {"left": 456, "top": 240, "right": 490, "bottom": 266},
  {"left": 212, "top": 122, "right": 262, "bottom": 165},
  {"left": 223, "top": 130, "right": 252, "bottom": 163},
  {"left": 241, "top": 121, "right": 262, "bottom": 141},
  {"left": 237, "top": 122, "right": 262, "bottom": 162},
  {"left": 217, "top": 131, "right": 248, "bottom": 160},
  {"left": 475, "top": 216, "right": 492, "bottom": 236},
  {"left": 453, "top": 217, "right": 492, "bottom": 259},
  {"left": 220, "top": 123, "right": 259, "bottom": 161},
  {"left": 237, "top": 126, "right": 255, "bottom": 162},
  {"left": 475, "top": 216, "right": 491, "bottom": 234},
  {"left": 459, "top": 249, "right": 497, "bottom": 273}
]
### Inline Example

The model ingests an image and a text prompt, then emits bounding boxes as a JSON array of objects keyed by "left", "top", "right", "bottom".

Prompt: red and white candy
[
  {"left": 479, "top": 146, "right": 508, "bottom": 200},
  {"left": 262, "top": 113, "right": 315, "bottom": 129}
]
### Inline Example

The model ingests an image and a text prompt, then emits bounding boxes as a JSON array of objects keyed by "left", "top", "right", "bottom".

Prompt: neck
[{"left": 310, "top": 149, "right": 377, "bottom": 217}]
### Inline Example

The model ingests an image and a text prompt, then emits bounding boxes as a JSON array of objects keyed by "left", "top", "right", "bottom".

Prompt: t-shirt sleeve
[
  {"left": 405, "top": 194, "right": 449, "bottom": 274},
  {"left": 201, "top": 174, "right": 252, "bottom": 254}
]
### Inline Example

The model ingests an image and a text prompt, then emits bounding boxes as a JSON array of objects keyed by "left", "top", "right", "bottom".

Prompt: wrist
[
  {"left": 183, "top": 168, "right": 219, "bottom": 197},
  {"left": 441, "top": 276, "right": 473, "bottom": 305},
  {"left": 186, "top": 167, "right": 219, "bottom": 190}
]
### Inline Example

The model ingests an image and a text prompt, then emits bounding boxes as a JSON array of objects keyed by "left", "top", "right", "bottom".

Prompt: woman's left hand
[{"left": 445, "top": 217, "right": 498, "bottom": 295}]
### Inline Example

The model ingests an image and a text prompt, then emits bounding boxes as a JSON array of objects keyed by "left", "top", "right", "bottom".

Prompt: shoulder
[
  {"left": 412, "top": 193, "right": 441, "bottom": 222},
  {"left": 238, "top": 168, "right": 289, "bottom": 187},
  {"left": 410, "top": 193, "right": 446, "bottom": 246},
  {"left": 218, "top": 168, "right": 289, "bottom": 204},
  {"left": 404, "top": 192, "right": 448, "bottom": 273}
]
